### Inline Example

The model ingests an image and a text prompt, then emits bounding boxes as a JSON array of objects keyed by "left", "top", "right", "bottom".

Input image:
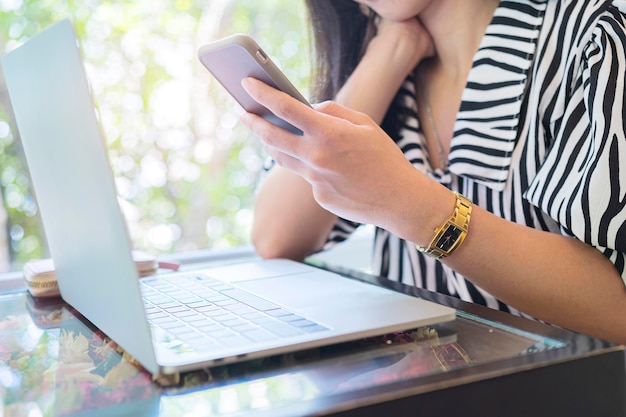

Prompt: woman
[{"left": 242, "top": 0, "right": 626, "bottom": 344}]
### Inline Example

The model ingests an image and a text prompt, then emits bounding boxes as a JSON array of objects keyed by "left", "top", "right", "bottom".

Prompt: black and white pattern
[{"left": 325, "top": 0, "right": 626, "bottom": 315}]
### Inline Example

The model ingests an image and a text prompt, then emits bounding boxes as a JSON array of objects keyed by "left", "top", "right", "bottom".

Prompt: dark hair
[{"left": 304, "top": 0, "right": 408, "bottom": 140}]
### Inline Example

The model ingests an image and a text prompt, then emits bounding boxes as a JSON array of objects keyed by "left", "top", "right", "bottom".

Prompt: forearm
[
  {"left": 336, "top": 21, "right": 427, "bottom": 122},
  {"left": 252, "top": 166, "right": 337, "bottom": 260},
  {"left": 448, "top": 208, "right": 626, "bottom": 344},
  {"left": 335, "top": 42, "right": 416, "bottom": 122},
  {"left": 393, "top": 178, "right": 626, "bottom": 344}
]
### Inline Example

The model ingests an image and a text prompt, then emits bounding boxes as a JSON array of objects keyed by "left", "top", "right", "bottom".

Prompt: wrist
[
  {"left": 367, "top": 21, "right": 432, "bottom": 68},
  {"left": 366, "top": 30, "right": 425, "bottom": 73},
  {"left": 381, "top": 171, "right": 456, "bottom": 246},
  {"left": 415, "top": 192, "right": 473, "bottom": 259}
]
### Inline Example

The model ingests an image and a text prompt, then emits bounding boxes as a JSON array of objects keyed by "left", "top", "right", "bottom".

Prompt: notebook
[{"left": 0, "top": 19, "right": 455, "bottom": 375}]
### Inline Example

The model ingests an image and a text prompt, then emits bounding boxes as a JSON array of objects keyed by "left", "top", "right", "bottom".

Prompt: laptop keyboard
[{"left": 140, "top": 274, "right": 329, "bottom": 351}]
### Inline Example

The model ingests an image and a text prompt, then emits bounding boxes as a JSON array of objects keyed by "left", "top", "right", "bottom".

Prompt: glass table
[{"left": 1, "top": 253, "right": 624, "bottom": 417}]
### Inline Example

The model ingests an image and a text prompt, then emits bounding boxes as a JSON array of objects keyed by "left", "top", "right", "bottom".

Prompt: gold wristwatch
[{"left": 416, "top": 192, "right": 472, "bottom": 260}]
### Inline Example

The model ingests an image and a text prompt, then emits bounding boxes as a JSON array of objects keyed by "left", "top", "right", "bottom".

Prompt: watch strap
[{"left": 416, "top": 192, "right": 472, "bottom": 259}]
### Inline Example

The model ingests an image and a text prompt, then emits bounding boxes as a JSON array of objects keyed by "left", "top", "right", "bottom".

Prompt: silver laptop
[{"left": 1, "top": 19, "right": 455, "bottom": 375}]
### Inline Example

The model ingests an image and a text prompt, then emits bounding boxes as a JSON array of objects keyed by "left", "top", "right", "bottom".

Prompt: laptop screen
[{"left": 1, "top": 19, "right": 158, "bottom": 371}]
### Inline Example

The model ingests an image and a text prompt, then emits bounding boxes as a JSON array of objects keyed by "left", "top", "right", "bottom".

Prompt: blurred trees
[{"left": 0, "top": 0, "right": 311, "bottom": 272}]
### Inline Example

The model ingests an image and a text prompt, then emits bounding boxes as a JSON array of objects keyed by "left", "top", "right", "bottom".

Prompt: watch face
[{"left": 436, "top": 225, "right": 463, "bottom": 252}]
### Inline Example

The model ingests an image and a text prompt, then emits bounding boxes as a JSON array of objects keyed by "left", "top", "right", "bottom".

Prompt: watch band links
[{"left": 415, "top": 191, "right": 472, "bottom": 260}]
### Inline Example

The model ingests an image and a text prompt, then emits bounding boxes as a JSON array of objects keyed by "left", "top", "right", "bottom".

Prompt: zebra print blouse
[{"left": 324, "top": 0, "right": 626, "bottom": 315}]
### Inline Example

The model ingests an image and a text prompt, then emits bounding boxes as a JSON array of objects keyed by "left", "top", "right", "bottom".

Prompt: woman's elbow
[
  {"left": 252, "top": 235, "right": 307, "bottom": 261},
  {"left": 251, "top": 226, "right": 319, "bottom": 261}
]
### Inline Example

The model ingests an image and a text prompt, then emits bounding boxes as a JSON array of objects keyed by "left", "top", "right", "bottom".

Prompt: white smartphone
[{"left": 198, "top": 33, "right": 311, "bottom": 135}]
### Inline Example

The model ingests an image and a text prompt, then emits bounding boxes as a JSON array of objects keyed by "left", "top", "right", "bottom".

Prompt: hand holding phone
[{"left": 198, "top": 33, "right": 310, "bottom": 135}]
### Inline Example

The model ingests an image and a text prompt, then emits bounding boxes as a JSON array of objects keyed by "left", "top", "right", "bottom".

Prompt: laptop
[{"left": 0, "top": 19, "right": 455, "bottom": 375}]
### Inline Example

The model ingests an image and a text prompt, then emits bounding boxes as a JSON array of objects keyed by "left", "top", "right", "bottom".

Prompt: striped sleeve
[
  {"left": 525, "top": 8, "right": 626, "bottom": 282},
  {"left": 321, "top": 218, "right": 361, "bottom": 251}
]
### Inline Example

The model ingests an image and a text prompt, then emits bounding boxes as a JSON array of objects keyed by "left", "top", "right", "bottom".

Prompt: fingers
[
  {"left": 239, "top": 111, "right": 299, "bottom": 158},
  {"left": 239, "top": 111, "right": 308, "bottom": 177},
  {"left": 242, "top": 77, "right": 377, "bottom": 133},
  {"left": 262, "top": 142, "right": 306, "bottom": 175},
  {"left": 240, "top": 77, "right": 385, "bottom": 185}
]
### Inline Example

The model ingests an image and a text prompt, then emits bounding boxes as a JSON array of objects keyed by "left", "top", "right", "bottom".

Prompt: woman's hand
[
  {"left": 368, "top": 17, "right": 435, "bottom": 74},
  {"left": 334, "top": 16, "right": 434, "bottom": 124},
  {"left": 241, "top": 79, "right": 402, "bottom": 225},
  {"left": 241, "top": 77, "right": 450, "bottom": 242}
]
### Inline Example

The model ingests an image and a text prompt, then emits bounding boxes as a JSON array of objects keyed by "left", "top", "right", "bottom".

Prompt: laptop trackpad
[
  {"left": 234, "top": 269, "right": 455, "bottom": 329},
  {"left": 200, "top": 259, "right": 314, "bottom": 283}
]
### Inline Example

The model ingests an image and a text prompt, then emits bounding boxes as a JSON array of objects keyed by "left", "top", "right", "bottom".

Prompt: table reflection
[{"left": 0, "top": 291, "right": 564, "bottom": 416}]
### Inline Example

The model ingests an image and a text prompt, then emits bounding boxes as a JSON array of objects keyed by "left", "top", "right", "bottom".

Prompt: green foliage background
[{"left": 0, "top": 0, "right": 311, "bottom": 271}]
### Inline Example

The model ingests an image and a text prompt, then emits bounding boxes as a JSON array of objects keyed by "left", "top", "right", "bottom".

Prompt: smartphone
[{"left": 198, "top": 33, "right": 311, "bottom": 135}]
